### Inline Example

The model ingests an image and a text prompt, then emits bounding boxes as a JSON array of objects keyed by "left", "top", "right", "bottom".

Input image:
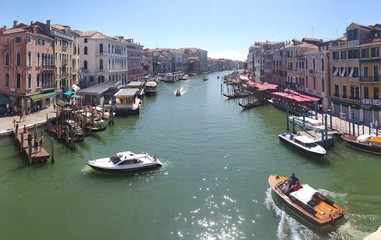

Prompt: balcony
[
  {"left": 41, "top": 65, "right": 56, "bottom": 70},
  {"left": 359, "top": 76, "right": 380, "bottom": 83},
  {"left": 62, "top": 60, "right": 68, "bottom": 66}
]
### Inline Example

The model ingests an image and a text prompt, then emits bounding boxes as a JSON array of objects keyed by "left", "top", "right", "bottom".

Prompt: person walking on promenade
[
  {"left": 23, "top": 125, "right": 27, "bottom": 133},
  {"left": 19, "top": 111, "right": 22, "bottom": 122},
  {"left": 22, "top": 110, "right": 26, "bottom": 122},
  {"left": 13, "top": 119, "right": 16, "bottom": 128}
]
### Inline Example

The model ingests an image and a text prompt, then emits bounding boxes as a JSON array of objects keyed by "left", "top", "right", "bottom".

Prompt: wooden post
[
  {"left": 50, "top": 137, "right": 55, "bottom": 163},
  {"left": 28, "top": 141, "right": 32, "bottom": 165},
  {"left": 15, "top": 123, "right": 19, "bottom": 141},
  {"left": 34, "top": 124, "right": 37, "bottom": 140},
  {"left": 21, "top": 133, "right": 24, "bottom": 152},
  {"left": 66, "top": 125, "right": 70, "bottom": 145}
]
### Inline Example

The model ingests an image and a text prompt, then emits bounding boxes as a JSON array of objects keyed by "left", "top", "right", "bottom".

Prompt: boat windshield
[
  {"left": 305, "top": 142, "right": 318, "bottom": 148},
  {"left": 110, "top": 155, "right": 121, "bottom": 164}
]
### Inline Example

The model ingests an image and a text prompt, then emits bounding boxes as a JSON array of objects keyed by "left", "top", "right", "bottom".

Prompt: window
[
  {"left": 348, "top": 49, "right": 359, "bottom": 59},
  {"left": 37, "top": 74, "right": 40, "bottom": 88},
  {"left": 100, "top": 43, "right": 103, "bottom": 53},
  {"left": 5, "top": 73, "right": 9, "bottom": 87},
  {"left": 332, "top": 51, "right": 339, "bottom": 60},
  {"left": 313, "top": 58, "right": 316, "bottom": 70},
  {"left": 340, "top": 51, "right": 347, "bottom": 59},
  {"left": 341, "top": 67, "right": 346, "bottom": 77},
  {"left": 84, "top": 46, "right": 88, "bottom": 55},
  {"left": 321, "top": 59, "right": 324, "bottom": 71},
  {"left": 28, "top": 35, "right": 32, "bottom": 43},
  {"left": 16, "top": 51, "right": 21, "bottom": 66},
  {"left": 99, "top": 59, "right": 103, "bottom": 70},
  {"left": 334, "top": 84, "right": 339, "bottom": 96},
  {"left": 364, "top": 87, "right": 369, "bottom": 98},
  {"left": 353, "top": 67, "right": 359, "bottom": 77},
  {"left": 15, "top": 36, "right": 21, "bottom": 43},
  {"left": 371, "top": 47, "right": 379, "bottom": 57},
  {"left": 28, "top": 74, "right": 31, "bottom": 88},
  {"left": 342, "top": 85, "right": 347, "bottom": 98},
  {"left": 322, "top": 78, "right": 325, "bottom": 92},
  {"left": 374, "top": 66, "right": 379, "bottom": 82},
  {"left": 84, "top": 38, "right": 88, "bottom": 43},
  {"left": 84, "top": 60, "right": 88, "bottom": 70},
  {"left": 5, "top": 51, "right": 10, "bottom": 65},
  {"left": 28, "top": 51, "right": 32, "bottom": 67},
  {"left": 37, "top": 53, "right": 40, "bottom": 67},
  {"left": 5, "top": 37, "right": 10, "bottom": 44},
  {"left": 374, "top": 87, "right": 379, "bottom": 99},
  {"left": 347, "top": 29, "right": 358, "bottom": 41},
  {"left": 16, "top": 74, "right": 21, "bottom": 88},
  {"left": 361, "top": 48, "right": 369, "bottom": 58},
  {"left": 364, "top": 67, "right": 369, "bottom": 77}
]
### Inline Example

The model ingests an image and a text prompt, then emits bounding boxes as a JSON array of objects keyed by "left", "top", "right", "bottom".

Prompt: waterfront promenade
[{"left": 0, "top": 105, "right": 56, "bottom": 137}]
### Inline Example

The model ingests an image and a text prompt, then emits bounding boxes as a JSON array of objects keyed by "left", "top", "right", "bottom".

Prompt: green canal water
[{"left": 0, "top": 71, "right": 380, "bottom": 239}]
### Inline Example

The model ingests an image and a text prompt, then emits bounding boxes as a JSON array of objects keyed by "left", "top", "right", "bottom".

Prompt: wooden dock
[{"left": 13, "top": 124, "right": 50, "bottom": 164}]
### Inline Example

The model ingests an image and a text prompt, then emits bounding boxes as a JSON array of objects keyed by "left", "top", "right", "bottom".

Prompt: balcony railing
[
  {"left": 359, "top": 76, "right": 380, "bottom": 83},
  {"left": 62, "top": 60, "right": 68, "bottom": 65},
  {"left": 41, "top": 64, "right": 56, "bottom": 70}
]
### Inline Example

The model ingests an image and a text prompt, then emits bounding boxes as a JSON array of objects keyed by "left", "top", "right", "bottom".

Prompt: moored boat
[
  {"left": 268, "top": 175, "right": 346, "bottom": 228},
  {"left": 175, "top": 87, "right": 185, "bottom": 96},
  {"left": 86, "top": 151, "right": 162, "bottom": 172},
  {"left": 278, "top": 132, "right": 326, "bottom": 157},
  {"left": 340, "top": 134, "right": 381, "bottom": 155},
  {"left": 238, "top": 99, "right": 261, "bottom": 109},
  {"left": 145, "top": 81, "right": 158, "bottom": 96}
]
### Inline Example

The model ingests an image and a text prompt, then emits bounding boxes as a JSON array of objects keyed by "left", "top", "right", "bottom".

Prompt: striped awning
[{"left": 29, "top": 92, "right": 56, "bottom": 101}]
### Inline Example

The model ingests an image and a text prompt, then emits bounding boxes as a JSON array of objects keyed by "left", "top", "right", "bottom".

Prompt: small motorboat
[
  {"left": 268, "top": 175, "right": 346, "bottom": 228},
  {"left": 278, "top": 132, "right": 326, "bottom": 157},
  {"left": 175, "top": 87, "right": 184, "bottom": 96},
  {"left": 87, "top": 151, "right": 162, "bottom": 172},
  {"left": 340, "top": 134, "right": 381, "bottom": 155},
  {"left": 203, "top": 77, "right": 208, "bottom": 81}
]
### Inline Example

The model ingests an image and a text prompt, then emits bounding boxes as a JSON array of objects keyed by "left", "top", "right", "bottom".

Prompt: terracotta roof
[{"left": 3, "top": 27, "right": 26, "bottom": 35}]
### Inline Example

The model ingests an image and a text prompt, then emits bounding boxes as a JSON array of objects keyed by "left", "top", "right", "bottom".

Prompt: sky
[{"left": 1, "top": 0, "right": 381, "bottom": 61}]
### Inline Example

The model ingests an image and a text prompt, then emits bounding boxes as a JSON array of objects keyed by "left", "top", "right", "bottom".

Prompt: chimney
[
  {"left": 13, "top": 20, "right": 18, "bottom": 28},
  {"left": 46, "top": 20, "right": 51, "bottom": 32}
]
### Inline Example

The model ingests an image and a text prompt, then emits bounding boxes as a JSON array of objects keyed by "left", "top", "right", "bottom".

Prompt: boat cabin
[{"left": 294, "top": 135, "right": 319, "bottom": 148}]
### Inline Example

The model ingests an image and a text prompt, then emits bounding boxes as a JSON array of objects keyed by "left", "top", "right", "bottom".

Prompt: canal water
[{"left": 0, "top": 71, "right": 380, "bottom": 239}]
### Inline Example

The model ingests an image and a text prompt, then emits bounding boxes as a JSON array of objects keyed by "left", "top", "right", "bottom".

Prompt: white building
[{"left": 79, "top": 30, "right": 128, "bottom": 87}]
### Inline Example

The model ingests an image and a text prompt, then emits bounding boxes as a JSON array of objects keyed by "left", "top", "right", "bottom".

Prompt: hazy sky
[{"left": 1, "top": 0, "right": 380, "bottom": 61}]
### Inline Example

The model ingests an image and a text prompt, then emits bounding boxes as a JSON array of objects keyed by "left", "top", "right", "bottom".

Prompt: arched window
[
  {"left": 5, "top": 51, "right": 10, "bottom": 65},
  {"left": 99, "top": 59, "right": 103, "bottom": 70},
  {"left": 37, "top": 73, "right": 40, "bottom": 87},
  {"left": 84, "top": 46, "right": 88, "bottom": 55},
  {"left": 312, "top": 58, "right": 316, "bottom": 70},
  {"left": 84, "top": 60, "right": 88, "bottom": 70},
  {"left": 28, "top": 74, "right": 32, "bottom": 88},
  {"left": 16, "top": 51, "right": 21, "bottom": 66},
  {"left": 5, "top": 73, "right": 9, "bottom": 87},
  {"left": 321, "top": 59, "right": 324, "bottom": 71},
  {"left": 28, "top": 51, "right": 32, "bottom": 67},
  {"left": 37, "top": 53, "right": 40, "bottom": 67},
  {"left": 16, "top": 74, "right": 21, "bottom": 88},
  {"left": 322, "top": 78, "right": 325, "bottom": 92},
  {"left": 100, "top": 43, "right": 103, "bottom": 53}
]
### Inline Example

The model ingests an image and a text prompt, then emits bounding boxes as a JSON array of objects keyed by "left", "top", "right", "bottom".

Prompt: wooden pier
[{"left": 13, "top": 124, "right": 51, "bottom": 164}]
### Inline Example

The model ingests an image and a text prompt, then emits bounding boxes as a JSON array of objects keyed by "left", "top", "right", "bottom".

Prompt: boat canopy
[
  {"left": 290, "top": 184, "right": 318, "bottom": 205},
  {"left": 370, "top": 136, "right": 381, "bottom": 144}
]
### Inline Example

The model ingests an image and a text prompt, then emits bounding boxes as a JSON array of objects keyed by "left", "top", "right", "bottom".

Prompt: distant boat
[
  {"left": 203, "top": 77, "right": 208, "bottom": 81},
  {"left": 175, "top": 87, "right": 185, "bottom": 96},
  {"left": 238, "top": 99, "right": 261, "bottom": 110},
  {"left": 145, "top": 81, "right": 158, "bottom": 96}
]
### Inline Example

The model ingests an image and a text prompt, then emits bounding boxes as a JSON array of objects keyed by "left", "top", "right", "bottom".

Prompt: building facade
[
  {"left": 79, "top": 31, "right": 128, "bottom": 87},
  {"left": 0, "top": 21, "right": 55, "bottom": 113}
]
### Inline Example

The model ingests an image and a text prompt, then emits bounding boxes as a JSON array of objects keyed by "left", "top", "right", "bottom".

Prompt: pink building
[{"left": 0, "top": 21, "right": 55, "bottom": 114}]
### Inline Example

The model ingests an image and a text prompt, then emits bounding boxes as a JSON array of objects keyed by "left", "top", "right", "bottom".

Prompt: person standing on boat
[{"left": 290, "top": 173, "right": 299, "bottom": 187}]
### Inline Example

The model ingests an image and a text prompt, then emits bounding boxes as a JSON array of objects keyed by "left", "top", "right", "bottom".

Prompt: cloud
[{"left": 209, "top": 50, "right": 246, "bottom": 61}]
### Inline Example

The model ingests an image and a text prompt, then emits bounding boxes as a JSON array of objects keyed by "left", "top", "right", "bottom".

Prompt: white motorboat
[
  {"left": 288, "top": 116, "right": 326, "bottom": 131},
  {"left": 175, "top": 87, "right": 185, "bottom": 96},
  {"left": 87, "top": 151, "right": 162, "bottom": 172},
  {"left": 278, "top": 132, "right": 326, "bottom": 157}
]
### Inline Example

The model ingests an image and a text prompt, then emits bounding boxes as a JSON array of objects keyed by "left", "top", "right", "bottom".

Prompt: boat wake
[{"left": 264, "top": 188, "right": 371, "bottom": 239}]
